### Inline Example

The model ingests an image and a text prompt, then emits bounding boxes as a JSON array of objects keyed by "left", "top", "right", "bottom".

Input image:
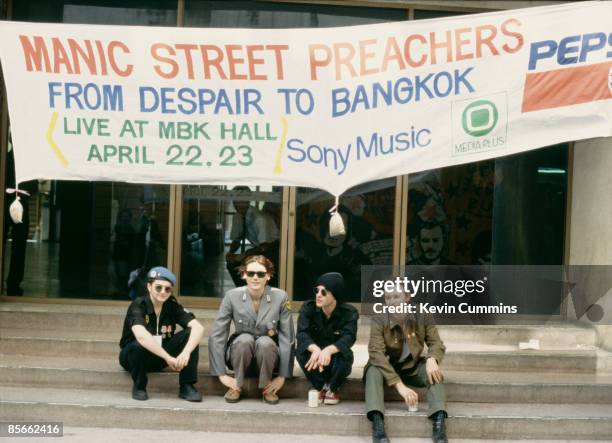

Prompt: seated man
[
  {"left": 365, "top": 289, "right": 448, "bottom": 443},
  {"left": 119, "top": 266, "right": 204, "bottom": 401},
  {"left": 208, "top": 255, "right": 294, "bottom": 404},
  {"left": 296, "top": 272, "right": 358, "bottom": 405}
]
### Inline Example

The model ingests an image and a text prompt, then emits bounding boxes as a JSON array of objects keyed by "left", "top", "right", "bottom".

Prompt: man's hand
[
  {"left": 219, "top": 374, "right": 240, "bottom": 391},
  {"left": 395, "top": 381, "right": 418, "bottom": 407},
  {"left": 165, "top": 356, "right": 180, "bottom": 371},
  {"left": 175, "top": 351, "right": 190, "bottom": 371},
  {"left": 426, "top": 357, "right": 443, "bottom": 384},
  {"left": 263, "top": 376, "right": 285, "bottom": 395},
  {"left": 317, "top": 347, "right": 333, "bottom": 368},
  {"left": 305, "top": 346, "right": 322, "bottom": 372}
]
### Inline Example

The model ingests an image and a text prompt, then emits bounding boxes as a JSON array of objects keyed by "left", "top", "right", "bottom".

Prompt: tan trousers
[{"left": 230, "top": 333, "right": 279, "bottom": 389}]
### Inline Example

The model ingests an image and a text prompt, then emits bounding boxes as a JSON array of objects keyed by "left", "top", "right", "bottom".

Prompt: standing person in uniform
[
  {"left": 365, "top": 289, "right": 448, "bottom": 443},
  {"left": 119, "top": 266, "right": 204, "bottom": 402},
  {"left": 296, "top": 272, "right": 358, "bottom": 405},
  {"left": 208, "top": 255, "right": 294, "bottom": 404}
]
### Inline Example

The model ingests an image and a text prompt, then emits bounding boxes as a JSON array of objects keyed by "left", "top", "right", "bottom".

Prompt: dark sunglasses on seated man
[
  {"left": 153, "top": 284, "right": 173, "bottom": 294},
  {"left": 312, "top": 286, "right": 330, "bottom": 296},
  {"left": 246, "top": 271, "right": 267, "bottom": 278}
]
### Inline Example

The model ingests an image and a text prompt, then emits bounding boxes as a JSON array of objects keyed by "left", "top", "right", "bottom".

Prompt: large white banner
[{"left": 0, "top": 2, "right": 610, "bottom": 195}]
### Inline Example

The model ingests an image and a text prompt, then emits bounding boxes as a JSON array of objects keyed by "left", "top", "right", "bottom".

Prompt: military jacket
[
  {"left": 119, "top": 295, "right": 195, "bottom": 348},
  {"left": 208, "top": 286, "right": 295, "bottom": 377},
  {"left": 365, "top": 312, "right": 446, "bottom": 386}
]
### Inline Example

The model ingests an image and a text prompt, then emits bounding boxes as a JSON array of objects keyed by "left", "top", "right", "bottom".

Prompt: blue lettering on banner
[
  {"left": 528, "top": 31, "right": 612, "bottom": 70},
  {"left": 48, "top": 82, "right": 123, "bottom": 111},
  {"left": 139, "top": 87, "right": 264, "bottom": 115},
  {"left": 331, "top": 68, "right": 474, "bottom": 118},
  {"left": 286, "top": 127, "right": 431, "bottom": 176}
]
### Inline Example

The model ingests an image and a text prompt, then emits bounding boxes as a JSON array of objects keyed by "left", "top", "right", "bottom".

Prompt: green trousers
[{"left": 365, "top": 360, "right": 447, "bottom": 418}]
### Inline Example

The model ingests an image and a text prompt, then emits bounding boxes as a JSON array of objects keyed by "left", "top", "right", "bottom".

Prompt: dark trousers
[
  {"left": 119, "top": 329, "right": 198, "bottom": 390},
  {"left": 3, "top": 196, "right": 29, "bottom": 294},
  {"left": 297, "top": 351, "right": 353, "bottom": 392}
]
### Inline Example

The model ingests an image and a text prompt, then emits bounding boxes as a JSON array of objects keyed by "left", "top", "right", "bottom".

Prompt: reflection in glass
[
  {"left": 294, "top": 179, "right": 395, "bottom": 302},
  {"left": 2, "top": 181, "right": 169, "bottom": 299},
  {"left": 180, "top": 185, "right": 281, "bottom": 297},
  {"left": 406, "top": 145, "right": 568, "bottom": 266}
]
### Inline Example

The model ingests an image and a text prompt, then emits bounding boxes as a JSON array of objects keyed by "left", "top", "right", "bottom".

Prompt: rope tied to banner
[
  {"left": 328, "top": 195, "right": 346, "bottom": 238},
  {"left": 6, "top": 187, "right": 29, "bottom": 224}
]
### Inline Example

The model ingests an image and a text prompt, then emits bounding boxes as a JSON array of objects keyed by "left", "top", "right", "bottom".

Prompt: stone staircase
[{"left": 1, "top": 301, "right": 612, "bottom": 440}]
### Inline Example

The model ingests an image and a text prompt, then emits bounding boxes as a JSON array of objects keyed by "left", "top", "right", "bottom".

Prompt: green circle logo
[{"left": 462, "top": 100, "right": 498, "bottom": 137}]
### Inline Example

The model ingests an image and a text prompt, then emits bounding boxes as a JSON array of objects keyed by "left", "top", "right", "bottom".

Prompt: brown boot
[
  {"left": 224, "top": 388, "right": 241, "bottom": 403},
  {"left": 262, "top": 391, "right": 279, "bottom": 405}
]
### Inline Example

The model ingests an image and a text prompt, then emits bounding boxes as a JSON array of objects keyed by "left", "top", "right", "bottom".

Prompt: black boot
[
  {"left": 370, "top": 411, "right": 390, "bottom": 443},
  {"left": 431, "top": 410, "right": 448, "bottom": 443}
]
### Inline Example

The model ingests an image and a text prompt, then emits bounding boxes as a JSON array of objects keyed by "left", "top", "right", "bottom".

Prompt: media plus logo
[
  {"left": 462, "top": 100, "right": 498, "bottom": 137},
  {"left": 452, "top": 92, "right": 508, "bottom": 157}
]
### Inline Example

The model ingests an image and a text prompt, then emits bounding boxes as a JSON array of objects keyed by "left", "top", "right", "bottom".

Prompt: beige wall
[{"left": 568, "top": 137, "right": 612, "bottom": 350}]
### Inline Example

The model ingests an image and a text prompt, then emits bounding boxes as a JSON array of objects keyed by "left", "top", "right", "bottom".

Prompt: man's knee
[
  {"left": 254, "top": 336, "right": 278, "bottom": 355},
  {"left": 232, "top": 333, "right": 255, "bottom": 350}
]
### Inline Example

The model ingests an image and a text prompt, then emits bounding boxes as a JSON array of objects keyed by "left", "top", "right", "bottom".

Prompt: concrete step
[
  {"left": 1, "top": 386, "right": 611, "bottom": 440},
  {"left": 2, "top": 354, "right": 612, "bottom": 404},
  {"left": 0, "top": 302, "right": 599, "bottom": 347},
  {"left": 2, "top": 329, "right": 611, "bottom": 374},
  {"left": 38, "top": 427, "right": 612, "bottom": 443}
]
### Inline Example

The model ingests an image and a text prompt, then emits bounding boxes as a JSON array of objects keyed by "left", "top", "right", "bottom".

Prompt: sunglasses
[
  {"left": 153, "top": 284, "right": 173, "bottom": 294},
  {"left": 313, "top": 286, "right": 329, "bottom": 296},
  {"left": 246, "top": 271, "right": 267, "bottom": 278}
]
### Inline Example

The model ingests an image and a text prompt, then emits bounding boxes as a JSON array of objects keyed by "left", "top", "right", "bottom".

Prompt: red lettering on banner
[
  {"left": 151, "top": 43, "right": 179, "bottom": 79},
  {"left": 404, "top": 34, "right": 427, "bottom": 67},
  {"left": 475, "top": 25, "right": 499, "bottom": 57},
  {"left": 308, "top": 21, "right": 525, "bottom": 80},
  {"left": 381, "top": 37, "right": 406, "bottom": 71},
  {"left": 309, "top": 44, "right": 332, "bottom": 80},
  {"left": 359, "top": 39, "right": 380, "bottom": 76},
  {"left": 18, "top": 35, "right": 132, "bottom": 77},
  {"left": 501, "top": 18, "right": 524, "bottom": 53},
  {"left": 429, "top": 30, "right": 453, "bottom": 65},
  {"left": 175, "top": 44, "right": 198, "bottom": 79},
  {"left": 455, "top": 28, "right": 474, "bottom": 61},
  {"left": 200, "top": 45, "right": 227, "bottom": 80},
  {"left": 334, "top": 43, "right": 358, "bottom": 80}
]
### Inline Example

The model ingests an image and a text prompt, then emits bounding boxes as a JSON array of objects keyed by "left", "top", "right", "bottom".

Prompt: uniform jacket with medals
[
  {"left": 365, "top": 312, "right": 446, "bottom": 386},
  {"left": 208, "top": 286, "right": 295, "bottom": 378}
]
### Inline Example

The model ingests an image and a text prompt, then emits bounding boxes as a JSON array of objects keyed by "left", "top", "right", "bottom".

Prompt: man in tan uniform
[{"left": 365, "top": 289, "right": 448, "bottom": 443}]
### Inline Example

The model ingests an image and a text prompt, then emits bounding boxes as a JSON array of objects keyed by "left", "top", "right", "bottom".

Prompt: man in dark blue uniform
[
  {"left": 119, "top": 266, "right": 204, "bottom": 401},
  {"left": 296, "top": 272, "right": 359, "bottom": 405}
]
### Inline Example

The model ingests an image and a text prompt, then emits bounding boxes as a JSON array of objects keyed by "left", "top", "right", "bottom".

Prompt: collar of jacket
[
  {"left": 242, "top": 286, "right": 272, "bottom": 303},
  {"left": 386, "top": 311, "right": 417, "bottom": 330}
]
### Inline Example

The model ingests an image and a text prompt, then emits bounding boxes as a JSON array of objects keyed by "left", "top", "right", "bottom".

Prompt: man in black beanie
[{"left": 296, "top": 272, "right": 359, "bottom": 404}]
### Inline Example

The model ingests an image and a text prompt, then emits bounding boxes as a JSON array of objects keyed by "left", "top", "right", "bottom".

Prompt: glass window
[
  {"left": 185, "top": 1, "right": 406, "bottom": 28},
  {"left": 12, "top": 0, "right": 177, "bottom": 24},
  {"left": 2, "top": 1, "right": 176, "bottom": 299},
  {"left": 405, "top": 145, "right": 568, "bottom": 266},
  {"left": 294, "top": 178, "right": 396, "bottom": 302},
  {"left": 180, "top": 185, "right": 282, "bottom": 297}
]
